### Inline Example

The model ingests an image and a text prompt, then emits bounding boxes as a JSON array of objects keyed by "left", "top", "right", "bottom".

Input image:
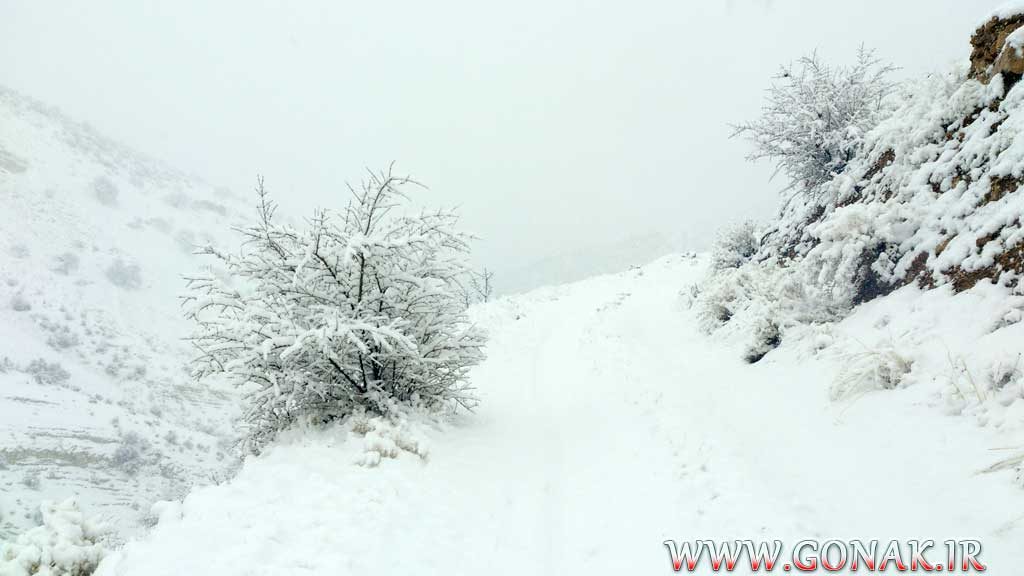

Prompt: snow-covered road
[{"left": 98, "top": 255, "right": 1024, "bottom": 575}]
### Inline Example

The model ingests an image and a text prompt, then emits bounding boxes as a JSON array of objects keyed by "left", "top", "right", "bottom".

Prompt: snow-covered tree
[
  {"left": 732, "top": 47, "right": 896, "bottom": 199},
  {"left": 183, "top": 167, "right": 487, "bottom": 451}
]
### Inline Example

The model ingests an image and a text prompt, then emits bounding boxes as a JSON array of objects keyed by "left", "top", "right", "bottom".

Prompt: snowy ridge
[
  {"left": 0, "top": 85, "right": 248, "bottom": 542},
  {"left": 982, "top": 1, "right": 1024, "bottom": 26},
  {"left": 90, "top": 254, "right": 1024, "bottom": 575}
]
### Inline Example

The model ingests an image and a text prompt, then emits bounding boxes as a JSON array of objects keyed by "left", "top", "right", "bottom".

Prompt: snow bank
[
  {"left": 95, "top": 412, "right": 445, "bottom": 576},
  {"left": 0, "top": 500, "right": 107, "bottom": 576}
]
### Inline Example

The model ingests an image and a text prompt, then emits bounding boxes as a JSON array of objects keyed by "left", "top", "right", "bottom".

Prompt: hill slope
[
  {"left": 96, "top": 255, "right": 1024, "bottom": 575},
  {"left": 0, "top": 86, "right": 247, "bottom": 540}
]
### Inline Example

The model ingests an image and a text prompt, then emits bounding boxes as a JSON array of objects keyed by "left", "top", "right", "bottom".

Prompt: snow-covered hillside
[
  {"left": 0, "top": 86, "right": 247, "bottom": 541},
  {"left": 94, "top": 255, "right": 1024, "bottom": 575},
  {"left": 495, "top": 232, "right": 691, "bottom": 295},
  {"left": 4, "top": 7, "right": 1024, "bottom": 574}
]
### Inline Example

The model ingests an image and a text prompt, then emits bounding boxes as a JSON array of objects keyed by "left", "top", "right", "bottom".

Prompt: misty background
[{"left": 0, "top": 0, "right": 1003, "bottom": 290}]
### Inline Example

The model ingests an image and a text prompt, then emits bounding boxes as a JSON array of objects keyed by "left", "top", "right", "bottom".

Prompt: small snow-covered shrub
[
  {"left": 44, "top": 324, "right": 81, "bottom": 351},
  {"left": 987, "top": 355, "right": 1022, "bottom": 393},
  {"left": 743, "top": 317, "right": 781, "bottom": 364},
  {"left": 23, "top": 359, "right": 70, "bottom": 387},
  {"left": 351, "top": 411, "right": 432, "bottom": 467},
  {"left": 10, "top": 293, "right": 31, "bottom": 312},
  {"left": 696, "top": 261, "right": 790, "bottom": 363},
  {"left": 9, "top": 244, "right": 30, "bottom": 259},
  {"left": 104, "top": 259, "right": 142, "bottom": 290},
  {"left": 697, "top": 264, "right": 850, "bottom": 364},
  {"left": 184, "top": 169, "right": 487, "bottom": 451},
  {"left": 697, "top": 260, "right": 779, "bottom": 334},
  {"left": 52, "top": 253, "right": 79, "bottom": 276},
  {"left": 0, "top": 499, "right": 107, "bottom": 576},
  {"left": 92, "top": 176, "right": 119, "bottom": 207},
  {"left": 110, "top": 431, "right": 149, "bottom": 475},
  {"left": 710, "top": 220, "right": 760, "bottom": 271},
  {"left": 21, "top": 471, "right": 41, "bottom": 490},
  {"left": 732, "top": 48, "right": 895, "bottom": 198},
  {"left": 944, "top": 356, "right": 989, "bottom": 412},
  {"left": 830, "top": 339, "right": 913, "bottom": 400}
]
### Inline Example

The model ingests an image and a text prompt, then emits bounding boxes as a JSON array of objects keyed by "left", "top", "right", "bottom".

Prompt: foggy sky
[{"left": 0, "top": 0, "right": 1003, "bottom": 269}]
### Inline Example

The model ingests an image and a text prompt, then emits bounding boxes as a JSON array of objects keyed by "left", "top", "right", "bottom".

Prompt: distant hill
[
  {"left": 0, "top": 86, "right": 248, "bottom": 541},
  {"left": 496, "top": 232, "right": 699, "bottom": 295}
]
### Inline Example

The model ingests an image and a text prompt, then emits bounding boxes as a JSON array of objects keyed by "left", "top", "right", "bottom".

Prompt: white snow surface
[
  {"left": 97, "top": 254, "right": 1024, "bottom": 575},
  {"left": 982, "top": 1, "right": 1024, "bottom": 26},
  {"left": 0, "top": 499, "right": 107, "bottom": 576},
  {"left": 0, "top": 86, "right": 247, "bottom": 542}
]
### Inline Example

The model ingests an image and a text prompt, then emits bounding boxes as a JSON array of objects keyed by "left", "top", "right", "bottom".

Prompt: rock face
[{"left": 971, "top": 14, "right": 1024, "bottom": 83}]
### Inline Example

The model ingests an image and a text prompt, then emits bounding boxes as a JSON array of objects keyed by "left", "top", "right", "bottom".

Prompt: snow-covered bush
[
  {"left": 10, "top": 293, "right": 31, "bottom": 312},
  {"left": 350, "top": 411, "right": 432, "bottom": 467},
  {"left": 743, "top": 317, "right": 781, "bottom": 364},
  {"left": 0, "top": 499, "right": 107, "bottom": 576},
  {"left": 184, "top": 168, "right": 487, "bottom": 451},
  {"left": 988, "top": 355, "right": 1022, "bottom": 391},
  {"left": 696, "top": 260, "right": 786, "bottom": 361},
  {"left": 23, "top": 359, "right": 70, "bottom": 387},
  {"left": 91, "top": 176, "right": 119, "bottom": 207},
  {"left": 104, "top": 259, "right": 142, "bottom": 290},
  {"left": 21, "top": 471, "right": 42, "bottom": 491},
  {"left": 709, "top": 220, "right": 760, "bottom": 271},
  {"left": 732, "top": 48, "right": 895, "bottom": 198},
  {"left": 51, "top": 252, "right": 79, "bottom": 276},
  {"left": 110, "top": 431, "right": 149, "bottom": 475},
  {"left": 696, "top": 254, "right": 847, "bottom": 361},
  {"left": 830, "top": 338, "right": 913, "bottom": 400}
]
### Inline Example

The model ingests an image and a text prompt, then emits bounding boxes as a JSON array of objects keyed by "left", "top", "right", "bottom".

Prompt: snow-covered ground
[
  {"left": 94, "top": 254, "right": 1024, "bottom": 574},
  {"left": 0, "top": 86, "right": 246, "bottom": 541}
]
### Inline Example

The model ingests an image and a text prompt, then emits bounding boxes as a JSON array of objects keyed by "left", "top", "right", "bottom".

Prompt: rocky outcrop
[{"left": 971, "top": 13, "right": 1024, "bottom": 84}]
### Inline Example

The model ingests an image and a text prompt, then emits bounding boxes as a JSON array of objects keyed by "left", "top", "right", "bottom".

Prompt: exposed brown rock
[
  {"left": 904, "top": 251, "right": 936, "bottom": 289},
  {"left": 984, "top": 175, "right": 1021, "bottom": 203},
  {"left": 949, "top": 239, "right": 1024, "bottom": 292},
  {"left": 971, "top": 14, "right": 1024, "bottom": 81},
  {"left": 863, "top": 149, "right": 895, "bottom": 182}
]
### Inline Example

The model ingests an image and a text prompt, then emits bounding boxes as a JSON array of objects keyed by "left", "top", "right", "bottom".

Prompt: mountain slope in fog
[{"left": 0, "top": 86, "right": 246, "bottom": 541}]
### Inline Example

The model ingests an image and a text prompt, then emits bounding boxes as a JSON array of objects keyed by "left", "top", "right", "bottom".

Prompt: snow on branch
[{"left": 732, "top": 47, "right": 896, "bottom": 200}]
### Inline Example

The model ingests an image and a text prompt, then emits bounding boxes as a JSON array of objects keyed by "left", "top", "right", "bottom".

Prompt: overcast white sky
[{"left": 0, "top": 0, "right": 1004, "bottom": 268}]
